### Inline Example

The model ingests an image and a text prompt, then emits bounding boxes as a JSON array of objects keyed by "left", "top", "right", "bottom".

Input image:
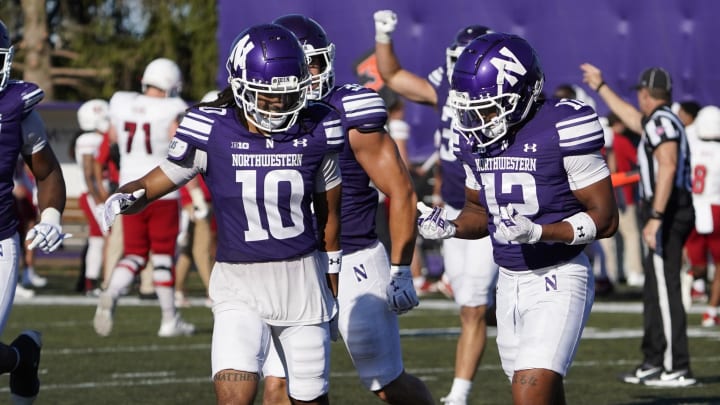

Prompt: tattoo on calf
[
  {"left": 512, "top": 374, "right": 538, "bottom": 386},
  {"left": 213, "top": 371, "right": 260, "bottom": 382}
]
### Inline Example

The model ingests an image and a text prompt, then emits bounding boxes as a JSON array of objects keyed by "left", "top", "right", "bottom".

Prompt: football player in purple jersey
[
  {"left": 101, "top": 24, "right": 343, "bottom": 405},
  {"left": 417, "top": 33, "right": 618, "bottom": 405},
  {"left": 374, "top": 9, "right": 497, "bottom": 405},
  {"left": 0, "top": 19, "right": 68, "bottom": 404},
  {"left": 263, "top": 15, "right": 433, "bottom": 405}
]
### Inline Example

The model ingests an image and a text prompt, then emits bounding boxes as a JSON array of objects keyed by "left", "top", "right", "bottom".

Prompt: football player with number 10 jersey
[
  {"left": 101, "top": 24, "right": 343, "bottom": 404},
  {"left": 418, "top": 33, "right": 618, "bottom": 405}
]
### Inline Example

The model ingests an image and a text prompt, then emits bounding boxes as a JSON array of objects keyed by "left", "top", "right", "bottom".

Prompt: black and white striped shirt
[{"left": 637, "top": 105, "right": 692, "bottom": 202}]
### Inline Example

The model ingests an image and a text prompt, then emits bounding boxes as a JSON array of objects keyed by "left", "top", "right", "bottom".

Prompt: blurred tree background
[{"left": 1, "top": 0, "right": 218, "bottom": 101}]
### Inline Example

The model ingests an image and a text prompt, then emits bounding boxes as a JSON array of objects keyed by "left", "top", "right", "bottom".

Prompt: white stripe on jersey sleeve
[
  {"left": 343, "top": 93, "right": 386, "bottom": 117},
  {"left": 428, "top": 66, "right": 444, "bottom": 88},
  {"left": 557, "top": 113, "right": 604, "bottom": 148},
  {"left": 177, "top": 113, "right": 213, "bottom": 142},
  {"left": 22, "top": 87, "right": 44, "bottom": 113},
  {"left": 324, "top": 120, "right": 344, "bottom": 145}
]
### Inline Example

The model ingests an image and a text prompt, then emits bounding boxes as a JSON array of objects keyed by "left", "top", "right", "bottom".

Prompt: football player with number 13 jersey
[{"left": 417, "top": 33, "right": 618, "bottom": 405}]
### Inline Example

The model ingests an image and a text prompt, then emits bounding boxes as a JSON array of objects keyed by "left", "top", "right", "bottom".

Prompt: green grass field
[{"left": 2, "top": 260, "right": 719, "bottom": 404}]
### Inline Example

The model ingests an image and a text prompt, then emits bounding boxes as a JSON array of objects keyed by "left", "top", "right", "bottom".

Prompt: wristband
[
  {"left": 595, "top": 81, "right": 606, "bottom": 92},
  {"left": 321, "top": 250, "right": 343, "bottom": 274},
  {"left": 649, "top": 209, "right": 664, "bottom": 220},
  {"left": 563, "top": 211, "right": 597, "bottom": 245},
  {"left": 389, "top": 264, "right": 411, "bottom": 275},
  {"left": 40, "top": 207, "right": 62, "bottom": 226}
]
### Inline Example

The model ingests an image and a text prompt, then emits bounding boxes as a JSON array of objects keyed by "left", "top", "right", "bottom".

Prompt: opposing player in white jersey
[
  {"left": 93, "top": 58, "right": 194, "bottom": 337},
  {"left": 75, "top": 99, "right": 110, "bottom": 295},
  {"left": 685, "top": 106, "right": 720, "bottom": 326},
  {"left": 0, "top": 19, "right": 68, "bottom": 404},
  {"left": 102, "top": 24, "right": 343, "bottom": 404},
  {"left": 418, "top": 33, "right": 618, "bottom": 404},
  {"left": 267, "top": 15, "right": 433, "bottom": 405},
  {"left": 374, "top": 10, "right": 497, "bottom": 404}
]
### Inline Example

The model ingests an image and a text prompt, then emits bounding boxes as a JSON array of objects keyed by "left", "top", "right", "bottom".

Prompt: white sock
[
  {"left": 156, "top": 286, "right": 176, "bottom": 323},
  {"left": 708, "top": 307, "right": 718, "bottom": 317},
  {"left": 106, "top": 267, "right": 135, "bottom": 299},
  {"left": 85, "top": 237, "right": 105, "bottom": 280},
  {"left": 448, "top": 377, "right": 472, "bottom": 399},
  {"left": 413, "top": 276, "right": 426, "bottom": 289}
]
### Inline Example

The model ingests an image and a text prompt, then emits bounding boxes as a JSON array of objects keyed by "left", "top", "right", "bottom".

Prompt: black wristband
[
  {"left": 650, "top": 209, "right": 664, "bottom": 220},
  {"left": 595, "top": 81, "right": 606, "bottom": 92}
]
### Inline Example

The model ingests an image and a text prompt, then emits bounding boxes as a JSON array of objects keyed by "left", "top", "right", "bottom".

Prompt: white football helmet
[
  {"left": 0, "top": 20, "right": 14, "bottom": 92},
  {"left": 77, "top": 99, "right": 110, "bottom": 133},
  {"left": 695, "top": 105, "right": 720, "bottom": 141},
  {"left": 141, "top": 58, "right": 182, "bottom": 97}
]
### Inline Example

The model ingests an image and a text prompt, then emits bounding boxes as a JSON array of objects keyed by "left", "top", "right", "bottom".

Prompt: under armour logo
[
  {"left": 293, "top": 139, "right": 308, "bottom": 147},
  {"left": 576, "top": 225, "right": 585, "bottom": 238},
  {"left": 523, "top": 143, "right": 537, "bottom": 152},
  {"left": 329, "top": 257, "right": 342, "bottom": 265}
]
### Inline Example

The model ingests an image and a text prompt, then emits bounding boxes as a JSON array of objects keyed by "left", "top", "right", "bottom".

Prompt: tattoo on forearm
[
  {"left": 512, "top": 374, "right": 538, "bottom": 386},
  {"left": 213, "top": 372, "right": 259, "bottom": 382}
]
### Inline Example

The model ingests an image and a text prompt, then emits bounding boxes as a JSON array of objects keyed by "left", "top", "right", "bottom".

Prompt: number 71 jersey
[
  {"left": 109, "top": 91, "right": 188, "bottom": 189},
  {"left": 171, "top": 102, "right": 344, "bottom": 263}
]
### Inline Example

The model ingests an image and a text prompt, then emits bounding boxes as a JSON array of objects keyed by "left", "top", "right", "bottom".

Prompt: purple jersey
[
  {"left": 0, "top": 81, "right": 44, "bottom": 240},
  {"left": 170, "top": 102, "right": 344, "bottom": 263},
  {"left": 428, "top": 66, "right": 466, "bottom": 208},
  {"left": 456, "top": 98, "right": 605, "bottom": 270},
  {"left": 325, "top": 84, "right": 388, "bottom": 254}
]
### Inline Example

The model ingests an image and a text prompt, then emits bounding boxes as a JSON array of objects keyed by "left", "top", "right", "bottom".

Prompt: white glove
[
  {"left": 497, "top": 203, "right": 542, "bottom": 244},
  {"left": 417, "top": 202, "right": 456, "bottom": 240},
  {"left": 189, "top": 187, "right": 209, "bottom": 220},
  {"left": 374, "top": 10, "right": 398, "bottom": 43},
  {"left": 102, "top": 189, "right": 146, "bottom": 233},
  {"left": 26, "top": 208, "right": 71, "bottom": 253},
  {"left": 386, "top": 265, "right": 419, "bottom": 314}
]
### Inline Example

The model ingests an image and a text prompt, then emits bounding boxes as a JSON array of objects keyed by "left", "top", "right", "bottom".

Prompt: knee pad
[
  {"left": 151, "top": 254, "right": 174, "bottom": 287},
  {"left": 117, "top": 255, "right": 146, "bottom": 274}
]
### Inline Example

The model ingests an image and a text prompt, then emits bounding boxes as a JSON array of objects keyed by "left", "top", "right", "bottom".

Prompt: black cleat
[{"left": 9, "top": 330, "right": 42, "bottom": 402}]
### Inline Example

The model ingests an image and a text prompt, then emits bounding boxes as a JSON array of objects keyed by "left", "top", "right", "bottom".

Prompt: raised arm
[
  {"left": 580, "top": 63, "right": 644, "bottom": 134},
  {"left": 373, "top": 10, "right": 438, "bottom": 106}
]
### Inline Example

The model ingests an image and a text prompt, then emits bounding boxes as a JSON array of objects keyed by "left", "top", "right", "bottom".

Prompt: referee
[{"left": 580, "top": 64, "right": 695, "bottom": 387}]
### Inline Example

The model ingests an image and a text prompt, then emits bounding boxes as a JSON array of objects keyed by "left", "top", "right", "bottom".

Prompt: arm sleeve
[
  {"left": 564, "top": 151, "right": 611, "bottom": 190},
  {"left": 159, "top": 141, "right": 207, "bottom": 186}
]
